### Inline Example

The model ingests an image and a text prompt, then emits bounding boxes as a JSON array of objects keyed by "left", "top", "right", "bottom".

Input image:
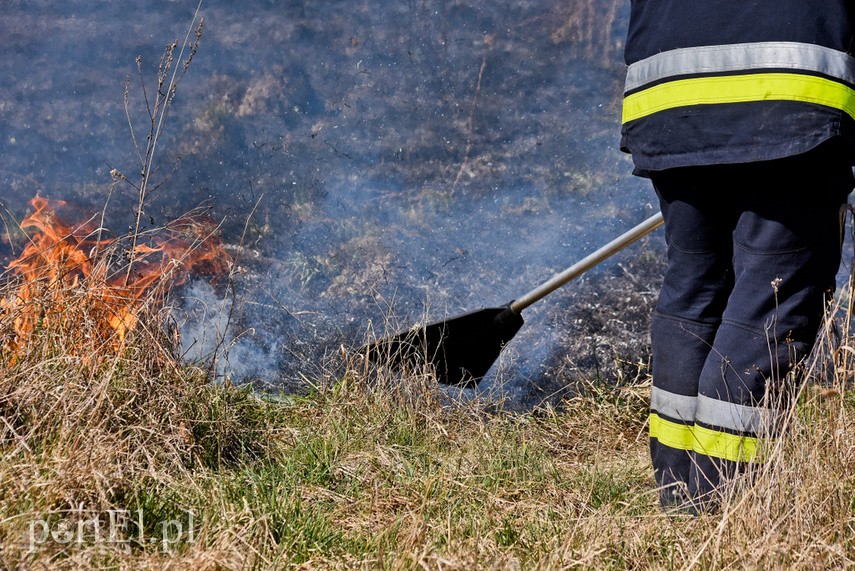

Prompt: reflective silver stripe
[
  {"left": 650, "top": 387, "right": 697, "bottom": 422},
  {"left": 651, "top": 388, "right": 783, "bottom": 435},
  {"left": 626, "top": 41, "right": 855, "bottom": 93},
  {"left": 696, "top": 394, "right": 781, "bottom": 435}
]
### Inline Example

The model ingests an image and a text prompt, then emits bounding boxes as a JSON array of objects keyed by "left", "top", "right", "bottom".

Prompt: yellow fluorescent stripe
[
  {"left": 649, "top": 413, "right": 763, "bottom": 463},
  {"left": 649, "top": 413, "right": 694, "bottom": 451},
  {"left": 693, "top": 423, "right": 761, "bottom": 463},
  {"left": 622, "top": 72, "right": 855, "bottom": 124}
]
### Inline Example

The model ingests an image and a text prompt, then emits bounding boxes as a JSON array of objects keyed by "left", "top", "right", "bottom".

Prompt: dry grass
[
  {"left": 0, "top": 289, "right": 284, "bottom": 568},
  {"left": 1, "top": 257, "right": 855, "bottom": 569}
]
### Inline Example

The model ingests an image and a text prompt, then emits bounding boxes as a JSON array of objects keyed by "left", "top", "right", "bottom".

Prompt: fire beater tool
[{"left": 364, "top": 211, "right": 664, "bottom": 387}]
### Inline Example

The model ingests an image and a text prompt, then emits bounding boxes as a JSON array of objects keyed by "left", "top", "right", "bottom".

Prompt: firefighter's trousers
[{"left": 648, "top": 142, "right": 853, "bottom": 511}]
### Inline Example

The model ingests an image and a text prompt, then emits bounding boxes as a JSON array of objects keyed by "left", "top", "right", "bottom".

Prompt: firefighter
[{"left": 620, "top": 3, "right": 855, "bottom": 511}]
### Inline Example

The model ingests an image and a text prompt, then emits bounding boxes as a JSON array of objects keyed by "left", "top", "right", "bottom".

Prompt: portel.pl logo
[{"left": 26, "top": 507, "right": 196, "bottom": 553}]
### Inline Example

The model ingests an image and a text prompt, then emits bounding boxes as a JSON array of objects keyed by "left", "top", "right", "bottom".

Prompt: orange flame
[{"left": 0, "top": 197, "right": 231, "bottom": 361}]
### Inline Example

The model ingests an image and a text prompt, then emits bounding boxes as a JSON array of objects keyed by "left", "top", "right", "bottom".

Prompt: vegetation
[
  {"left": 2, "top": 4, "right": 854, "bottom": 568},
  {"left": 1, "top": 254, "right": 855, "bottom": 569}
]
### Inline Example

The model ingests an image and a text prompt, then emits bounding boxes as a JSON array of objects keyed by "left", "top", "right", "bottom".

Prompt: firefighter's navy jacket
[{"left": 621, "top": 1, "right": 855, "bottom": 173}]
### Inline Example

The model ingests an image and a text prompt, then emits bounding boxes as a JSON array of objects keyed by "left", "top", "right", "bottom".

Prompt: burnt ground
[
  {"left": 0, "top": 0, "right": 665, "bottom": 407},
  {"left": 522, "top": 241, "right": 663, "bottom": 409}
]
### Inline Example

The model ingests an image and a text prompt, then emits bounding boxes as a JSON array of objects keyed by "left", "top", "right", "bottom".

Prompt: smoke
[
  {"left": 2, "top": 0, "right": 664, "bottom": 407},
  {"left": 176, "top": 280, "right": 283, "bottom": 385}
]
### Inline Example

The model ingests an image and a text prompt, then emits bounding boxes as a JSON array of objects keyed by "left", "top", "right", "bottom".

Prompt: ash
[
  {"left": 473, "top": 239, "right": 664, "bottom": 412},
  {"left": 2, "top": 0, "right": 669, "bottom": 410}
]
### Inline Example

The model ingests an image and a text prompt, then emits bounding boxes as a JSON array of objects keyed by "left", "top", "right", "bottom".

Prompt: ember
[{"left": 0, "top": 196, "right": 230, "bottom": 361}]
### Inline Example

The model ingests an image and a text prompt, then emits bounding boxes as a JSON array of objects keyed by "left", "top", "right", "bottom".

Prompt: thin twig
[
  {"left": 125, "top": 0, "right": 204, "bottom": 284},
  {"left": 451, "top": 38, "right": 491, "bottom": 194},
  {"left": 209, "top": 193, "right": 264, "bottom": 383}
]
